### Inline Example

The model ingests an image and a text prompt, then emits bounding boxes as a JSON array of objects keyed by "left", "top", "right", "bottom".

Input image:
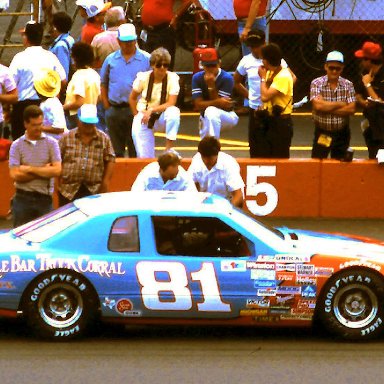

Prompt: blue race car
[{"left": 1, "top": 191, "right": 384, "bottom": 340}]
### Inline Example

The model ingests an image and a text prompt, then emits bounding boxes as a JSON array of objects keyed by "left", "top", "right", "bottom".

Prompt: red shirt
[
  {"left": 141, "top": 0, "right": 175, "bottom": 26},
  {"left": 233, "top": 0, "right": 268, "bottom": 19},
  {"left": 81, "top": 22, "right": 104, "bottom": 45}
]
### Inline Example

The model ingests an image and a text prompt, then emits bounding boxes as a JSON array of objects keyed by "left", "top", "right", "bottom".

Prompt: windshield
[
  {"left": 13, "top": 203, "right": 88, "bottom": 243},
  {"left": 231, "top": 207, "right": 285, "bottom": 240}
]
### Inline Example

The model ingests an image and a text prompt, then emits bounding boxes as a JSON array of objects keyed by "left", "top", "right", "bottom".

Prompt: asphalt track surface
[{"left": 1, "top": 218, "right": 384, "bottom": 383}]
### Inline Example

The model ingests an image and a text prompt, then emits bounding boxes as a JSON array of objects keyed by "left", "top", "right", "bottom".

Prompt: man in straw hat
[{"left": 34, "top": 68, "right": 67, "bottom": 141}]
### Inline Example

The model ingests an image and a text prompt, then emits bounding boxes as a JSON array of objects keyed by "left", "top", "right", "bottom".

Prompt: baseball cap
[
  {"left": 78, "top": 104, "right": 99, "bottom": 124},
  {"left": 118, "top": 23, "right": 137, "bottom": 42},
  {"left": 76, "top": 0, "right": 111, "bottom": 18},
  {"left": 354, "top": 42, "right": 383, "bottom": 60},
  {"left": 199, "top": 48, "right": 219, "bottom": 66},
  {"left": 245, "top": 29, "right": 265, "bottom": 47},
  {"left": 34, "top": 68, "right": 61, "bottom": 98},
  {"left": 326, "top": 51, "right": 344, "bottom": 63}
]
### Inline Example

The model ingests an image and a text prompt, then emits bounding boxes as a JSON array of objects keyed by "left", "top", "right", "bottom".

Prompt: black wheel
[
  {"left": 318, "top": 268, "right": 384, "bottom": 340},
  {"left": 23, "top": 270, "right": 98, "bottom": 340}
]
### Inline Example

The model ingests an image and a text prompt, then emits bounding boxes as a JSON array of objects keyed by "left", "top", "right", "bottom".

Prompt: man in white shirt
[
  {"left": 131, "top": 151, "right": 197, "bottom": 192},
  {"left": 9, "top": 21, "right": 66, "bottom": 140},
  {"left": 188, "top": 136, "right": 244, "bottom": 208}
]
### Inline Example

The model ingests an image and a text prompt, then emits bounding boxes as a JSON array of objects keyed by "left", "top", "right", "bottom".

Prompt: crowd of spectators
[{"left": 1, "top": 0, "right": 384, "bottom": 226}]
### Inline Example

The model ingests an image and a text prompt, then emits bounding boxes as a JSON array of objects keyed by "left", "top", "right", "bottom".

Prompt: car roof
[{"left": 73, "top": 191, "right": 233, "bottom": 217}]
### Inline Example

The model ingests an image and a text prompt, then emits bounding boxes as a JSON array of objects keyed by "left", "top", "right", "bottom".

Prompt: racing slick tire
[
  {"left": 318, "top": 268, "right": 384, "bottom": 341},
  {"left": 22, "top": 269, "right": 98, "bottom": 340}
]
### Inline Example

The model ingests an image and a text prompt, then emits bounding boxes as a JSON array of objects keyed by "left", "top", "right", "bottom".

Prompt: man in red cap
[
  {"left": 354, "top": 41, "right": 384, "bottom": 159},
  {"left": 191, "top": 47, "right": 239, "bottom": 139}
]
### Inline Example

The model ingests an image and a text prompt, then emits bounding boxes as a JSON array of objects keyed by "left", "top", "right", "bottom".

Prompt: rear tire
[
  {"left": 23, "top": 270, "right": 98, "bottom": 340},
  {"left": 318, "top": 268, "right": 384, "bottom": 340}
]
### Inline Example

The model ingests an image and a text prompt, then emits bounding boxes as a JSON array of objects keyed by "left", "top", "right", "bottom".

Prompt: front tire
[
  {"left": 318, "top": 268, "right": 384, "bottom": 340},
  {"left": 23, "top": 270, "right": 98, "bottom": 340}
]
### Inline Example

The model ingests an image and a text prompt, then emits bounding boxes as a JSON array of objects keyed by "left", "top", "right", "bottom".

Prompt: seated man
[
  {"left": 188, "top": 136, "right": 244, "bottom": 208},
  {"left": 131, "top": 151, "right": 197, "bottom": 191},
  {"left": 192, "top": 48, "right": 239, "bottom": 138}
]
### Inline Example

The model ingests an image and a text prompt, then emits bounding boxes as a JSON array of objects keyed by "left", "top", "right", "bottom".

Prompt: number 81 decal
[{"left": 136, "top": 261, "right": 231, "bottom": 312}]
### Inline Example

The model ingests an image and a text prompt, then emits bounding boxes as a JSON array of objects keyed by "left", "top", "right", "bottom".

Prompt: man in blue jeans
[
  {"left": 8, "top": 105, "right": 61, "bottom": 227},
  {"left": 101, "top": 23, "right": 150, "bottom": 157}
]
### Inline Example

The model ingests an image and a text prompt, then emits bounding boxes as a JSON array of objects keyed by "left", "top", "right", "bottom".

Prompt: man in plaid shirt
[
  {"left": 58, "top": 104, "right": 115, "bottom": 206},
  {"left": 310, "top": 51, "right": 356, "bottom": 159}
]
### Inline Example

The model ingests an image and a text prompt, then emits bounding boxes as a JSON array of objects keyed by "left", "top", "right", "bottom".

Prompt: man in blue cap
[{"left": 58, "top": 104, "right": 115, "bottom": 206}]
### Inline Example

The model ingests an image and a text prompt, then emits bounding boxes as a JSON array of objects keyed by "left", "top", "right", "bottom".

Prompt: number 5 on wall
[{"left": 246, "top": 165, "right": 278, "bottom": 216}]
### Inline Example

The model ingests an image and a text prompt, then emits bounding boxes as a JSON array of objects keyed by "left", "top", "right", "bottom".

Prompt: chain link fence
[
  {"left": 0, "top": 0, "right": 382, "bottom": 104},
  {"left": 175, "top": 0, "right": 384, "bottom": 103}
]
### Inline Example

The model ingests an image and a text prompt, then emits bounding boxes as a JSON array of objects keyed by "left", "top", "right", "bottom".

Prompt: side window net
[{"left": 152, "top": 216, "right": 250, "bottom": 257}]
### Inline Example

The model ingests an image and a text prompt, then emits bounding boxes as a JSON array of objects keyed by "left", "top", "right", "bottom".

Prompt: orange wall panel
[
  {"left": 2, "top": 159, "right": 384, "bottom": 218},
  {"left": 320, "top": 160, "right": 384, "bottom": 218}
]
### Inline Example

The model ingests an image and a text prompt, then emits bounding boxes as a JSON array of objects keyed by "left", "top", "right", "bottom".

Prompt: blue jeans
[
  {"left": 12, "top": 190, "right": 53, "bottom": 228},
  {"left": 105, "top": 106, "right": 136, "bottom": 158},
  {"left": 237, "top": 17, "right": 267, "bottom": 56}
]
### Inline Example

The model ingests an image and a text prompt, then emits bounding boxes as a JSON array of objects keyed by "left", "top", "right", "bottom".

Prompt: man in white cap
[
  {"left": 58, "top": 104, "right": 115, "bottom": 205},
  {"left": 101, "top": 23, "right": 150, "bottom": 158},
  {"left": 76, "top": 0, "right": 112, "bottom": 44},
  {"left": 310, "top": 51, "right": 356, "bottom": 159}
]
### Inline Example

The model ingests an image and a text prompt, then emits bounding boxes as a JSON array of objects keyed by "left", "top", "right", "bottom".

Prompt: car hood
[{"left": 277, "top": 227, "right": 384, "bottom": 261}]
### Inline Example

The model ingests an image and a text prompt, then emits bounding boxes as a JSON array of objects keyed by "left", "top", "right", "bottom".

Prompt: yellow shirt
[
  {"left": 65, "top": 68, "right": 101, "bottom": 116},
  {"left": 265, "top": 68, "right": 293, "bottom": 115}
]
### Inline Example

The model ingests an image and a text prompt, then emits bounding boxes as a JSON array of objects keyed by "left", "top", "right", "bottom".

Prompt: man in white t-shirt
[
  {"left": 9, "top": 21, "right": 66, "bottom": 140},
  {"left": 188, "top": 136, "right": 244, "bottom": 208},
  {"left": 131, "top": 151, "right": 196, "bottom": 191}
]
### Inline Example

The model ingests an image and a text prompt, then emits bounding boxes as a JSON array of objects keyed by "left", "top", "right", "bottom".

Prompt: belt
[
  {"left": 16, "top": 189, "right": 51, "bottom": 199},
  {"left": 110, "top": 102, "right": 129, "bottom": 108},
  {"left": 238, "top": 16, "right": 264, "bottom": 22},
  {"left": 144, "top": 22, "right": 170, "bottom": 31},
  {"left": 278, "top": 114, "right": 291, "bottom": 119}
]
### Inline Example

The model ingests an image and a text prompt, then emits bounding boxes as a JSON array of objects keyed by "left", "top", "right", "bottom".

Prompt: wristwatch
[
  {"left": 261, "top": 78, "right": 266, "bottom": 83},
  {"left": 365, "top": 83, "right": 372, "bottom": 88}
]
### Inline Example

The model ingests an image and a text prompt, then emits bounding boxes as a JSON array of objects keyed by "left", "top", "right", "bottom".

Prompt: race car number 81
[{"left": 136, "top": 261, "right": 231, "bottom": 312}]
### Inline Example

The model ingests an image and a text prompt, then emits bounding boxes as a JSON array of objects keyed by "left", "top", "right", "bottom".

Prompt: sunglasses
[
  {"left": 155, "top": 62, "right": 170, "bottom": 68},
  {"left": 203, "top": 63, "right": 218, "bottom": 68},
  {"left": 328, "top": 66, "right": 343, "bottom": 72},
  {"left": 362, "top": 57, "right": 371, "bottom": 61}
]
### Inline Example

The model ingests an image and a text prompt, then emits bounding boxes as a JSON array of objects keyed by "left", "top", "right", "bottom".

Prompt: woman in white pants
[{"left": 129, "top": 47, "right": 180, "bottom": 158}]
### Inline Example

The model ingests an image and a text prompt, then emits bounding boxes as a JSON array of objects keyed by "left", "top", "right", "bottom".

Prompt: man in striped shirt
[
  {"left": 310, "top": 51, "right": 356, "bottom": 159},
  {"left": 192, "top": 48, "right": 239, "bottom": 138}
]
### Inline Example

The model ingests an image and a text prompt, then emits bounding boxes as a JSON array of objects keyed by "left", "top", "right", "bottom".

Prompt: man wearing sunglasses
[
  {"left": 354, "top": 42, "right": 384, "bottom": 159},
  {"left": 310, "top": 51, "right": 356, "bottom": 159},
  {"left": 192, "top": 48, "right": 239, "bottom": 139}
]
